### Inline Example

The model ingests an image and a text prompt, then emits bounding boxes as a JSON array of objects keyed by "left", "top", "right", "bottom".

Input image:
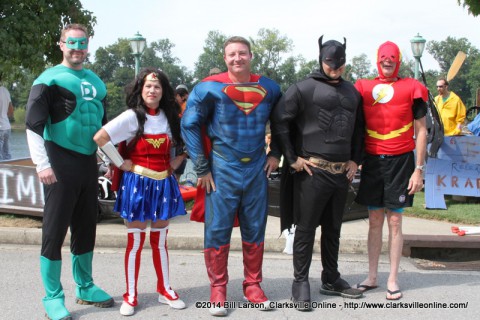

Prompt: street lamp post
[
  {"left": 129, "top": 32, "right": 146, "bottom": 76},
  {"left": 410, "top": 33, "right": 426, "bottom": 80}
]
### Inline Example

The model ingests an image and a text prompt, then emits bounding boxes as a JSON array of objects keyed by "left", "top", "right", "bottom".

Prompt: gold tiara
[{"left": 145, "top": 72, "right": 159, "bottom": 81}]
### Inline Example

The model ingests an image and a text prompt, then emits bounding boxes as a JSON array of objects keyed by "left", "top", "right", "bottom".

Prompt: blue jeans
[{"left": 0, "top": 129, "right": 11, "bottom": 160}]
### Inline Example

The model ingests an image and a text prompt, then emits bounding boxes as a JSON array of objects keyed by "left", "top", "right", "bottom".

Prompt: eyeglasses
[{"left": 436, "top": 85, "right": 444, "bottom": 88}]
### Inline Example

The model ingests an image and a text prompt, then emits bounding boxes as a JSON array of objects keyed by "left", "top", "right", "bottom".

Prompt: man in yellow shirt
[{"left": 435, "top": 78, "right": 466, "bottom": 136}]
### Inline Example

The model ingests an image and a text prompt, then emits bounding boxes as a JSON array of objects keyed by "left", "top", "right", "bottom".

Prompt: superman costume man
[
  {"left": 181, "top": 36, "right": 281, "bottom": 316},
  {"left": 354, "top": 41, "right": 428, "bottom": 300}
]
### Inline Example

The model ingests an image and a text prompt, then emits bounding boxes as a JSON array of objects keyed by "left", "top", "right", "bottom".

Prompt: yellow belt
[
  {"left": 131, "top": 164, "right": 170, "bottom": 180},
  {"left": 308, "top": 157, "right": 347, "bottom": 174}
]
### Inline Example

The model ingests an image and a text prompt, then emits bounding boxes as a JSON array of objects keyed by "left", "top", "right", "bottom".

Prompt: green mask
[{"left": 64, "top": 37, "right": 88, "bottom": 50}]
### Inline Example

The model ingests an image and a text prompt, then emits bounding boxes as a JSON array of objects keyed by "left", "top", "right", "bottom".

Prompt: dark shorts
[{"left": 356, "top": 152, "right": 415, "bottom": 208}]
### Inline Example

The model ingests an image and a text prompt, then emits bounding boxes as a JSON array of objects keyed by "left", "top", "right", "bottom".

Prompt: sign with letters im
[
  {"left": 425, "top": 136, "right": 480, "bottom": 209},
  {"left": 0, "top": 159, "right": 44, "bottom": 216}
]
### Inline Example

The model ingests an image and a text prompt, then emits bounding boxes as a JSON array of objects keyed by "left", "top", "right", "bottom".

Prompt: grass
[
  {"left": 404, "top": 191, "right": 480, "bottom": 225},
  {"left": 185, "top": 199, "right": 194, "bottom": 211}
]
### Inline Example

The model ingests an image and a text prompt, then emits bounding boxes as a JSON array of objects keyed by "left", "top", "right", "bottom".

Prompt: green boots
[
  {"left": 40, "top": 256, "right": 72, "bottom": 320},
  {"left": 40, "top": 252, "right": 113, "bottom": 320},
  {"left": 71, "top": 252, "right": 114, "bottom": 307}
]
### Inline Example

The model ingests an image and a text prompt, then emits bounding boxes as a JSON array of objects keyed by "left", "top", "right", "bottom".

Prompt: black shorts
[{"left": 356, "top": 152, "right": 415, "bottom": 208}]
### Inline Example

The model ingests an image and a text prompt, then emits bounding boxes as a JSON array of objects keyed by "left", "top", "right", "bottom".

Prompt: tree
[
  {"left": 193, "top": 31, "right": 227, "bottom": 81},
  {"left": 457, "top": 0, "right": 480, "bottom": 16},
  {"left": 90, "top": 39, "right": 134, "bottom": 86},
  {"left": 348, "top": 54, "right": 374, "bottom": 82},
  {"left": 146, "top": 39, "right": 193, "bottom": 88},
  {"left": 276, "top": 56, "right": 300, "bottom": 92},
  {"left": 0, "top": 1, "right": 96, "bottom": 80},
  {"left": 296, "top": 59, "right": 318, "bottom": 81},
  {"left": 90, "top": 37, "right": 193, "bottom": 118},
  {"left": 250, "top": 28, "right": 293, "bottom": 83},
  {"left": 104, "top": 82, "right": 126, "bottom": 119},
  {"left": 6, "top": 69, "right": 36, "bottom": 111}
]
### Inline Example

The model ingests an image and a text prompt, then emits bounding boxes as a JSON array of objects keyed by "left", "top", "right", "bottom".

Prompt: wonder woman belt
[
  {"left": 308, "top": 157, "right": 347, "bottom": 174},
  {"left": 130, "top": 164, "right": 171, "bottom": 180}
]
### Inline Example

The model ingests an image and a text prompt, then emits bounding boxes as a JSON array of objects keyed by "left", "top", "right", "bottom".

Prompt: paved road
[{"left": 2, "top": 244, "right": 479, "bottom": 319}]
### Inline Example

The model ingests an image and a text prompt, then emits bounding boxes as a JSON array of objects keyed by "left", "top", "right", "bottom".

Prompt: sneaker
[
  {"left": 120, "top": 302, "right": 135, "bottom": 316},
  {"left": 209, "top": 305, "right": 227, "bottom": 317},
  {"left": 158, "top": 295, "right": 186, "bottom": 309},
  {"left": 319, "top": 278, "right": 363, "bottom": 299}
]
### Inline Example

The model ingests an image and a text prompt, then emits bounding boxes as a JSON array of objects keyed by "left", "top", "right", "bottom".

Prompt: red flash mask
[{"left": 377, "top": 41, "right": 401, "bottom": 79}]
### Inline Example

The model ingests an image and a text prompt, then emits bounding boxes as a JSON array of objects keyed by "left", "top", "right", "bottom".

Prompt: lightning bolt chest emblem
[
  {"left": 222, "top": 84, "right": 267, "bottom": 115},
  {"left": 145, "top": 138, "right": 166, "bottom": 148},
  {"left": 372, "top": 82, "right": 394, "bottom": 106}
]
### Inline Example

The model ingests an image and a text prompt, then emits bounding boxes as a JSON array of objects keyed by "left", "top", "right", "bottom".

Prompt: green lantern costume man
[{"left": 26, "top": 24, "right": 113, "bottom": 320}]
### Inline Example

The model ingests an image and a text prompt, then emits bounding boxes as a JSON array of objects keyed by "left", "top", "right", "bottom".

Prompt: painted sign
[
  {"left": 0, "top": 159, "right": 44, "bottom": 216},
  {"left": 425, "top": 136, "right": 480, "bottom": 209}
]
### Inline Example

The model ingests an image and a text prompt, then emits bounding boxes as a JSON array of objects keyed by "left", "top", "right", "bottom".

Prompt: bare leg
[
  {"left": 386, "top": 211, "right": 403, "bottom": 300},
  {"left": 359, "top": 209, "right": 384, "bottom": 288}
]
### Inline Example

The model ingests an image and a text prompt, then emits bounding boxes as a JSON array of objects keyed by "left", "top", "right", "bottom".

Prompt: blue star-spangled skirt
[{"left": 114, "top": 171, "right": 186, "bottom": 222}]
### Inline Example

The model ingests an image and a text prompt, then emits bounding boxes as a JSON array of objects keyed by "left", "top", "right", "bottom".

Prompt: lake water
[{"left": 9, "top": 129, "right": 30, "bottom": 160}]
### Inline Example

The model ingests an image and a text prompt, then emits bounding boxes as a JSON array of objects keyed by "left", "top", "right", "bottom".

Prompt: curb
[
  {"left": 2, "top": 226, "right": 477, "bottom": 256},
  {"left": 0, "top": 226, "right": 380, "bottom": 254}
]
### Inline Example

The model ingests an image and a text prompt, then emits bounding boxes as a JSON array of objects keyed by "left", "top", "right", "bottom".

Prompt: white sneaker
[
  {"left": 209, "top": 306, "right": 227, "bottom": 317},
  {"left": 158, "top": 295, "right": 186, "bottom": 309},
  {"left": 120, "top": 302, "right": 135, "bottom": 316}
]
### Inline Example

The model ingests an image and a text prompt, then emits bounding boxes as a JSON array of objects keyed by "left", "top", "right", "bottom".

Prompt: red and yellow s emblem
[{"left": 223, "top": 85, "right": 267, "bottom": 115}]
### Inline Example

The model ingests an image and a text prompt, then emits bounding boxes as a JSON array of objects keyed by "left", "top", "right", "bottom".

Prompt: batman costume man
[{"left": 272, "top": 36, "right": 365, "bottom": 310}]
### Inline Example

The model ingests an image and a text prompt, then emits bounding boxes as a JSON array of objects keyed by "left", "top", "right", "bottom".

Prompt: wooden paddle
[{"left": 446, "top": 51, "right": 466, "bottom": 82}]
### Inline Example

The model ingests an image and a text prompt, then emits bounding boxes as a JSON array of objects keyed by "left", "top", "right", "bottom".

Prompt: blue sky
[{"left": 81, "top": 0, "right": 479, "bottom": 72}]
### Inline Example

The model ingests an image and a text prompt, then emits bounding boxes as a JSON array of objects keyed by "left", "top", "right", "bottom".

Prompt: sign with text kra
[{"left": 425, "top": 136, "right": 480, "bottom": 209}]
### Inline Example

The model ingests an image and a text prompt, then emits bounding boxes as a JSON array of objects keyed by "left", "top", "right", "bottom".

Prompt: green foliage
[
  {"left": 193, "top": 31, "right": 227, "bottom": 81},
  {"left": 250, "top": 28, "right": 293, "bottom": 83},
  {"left": 91, "top": 38, "right": 194, "bottom": 92},
  {"left": 13, "top": 108, "right": 26, "bottom": 126},
  {"left": 348, "top": 53, "right": 374, "bottom": 82},
  {"left": 295, "top": 59, "right": 319, "bottom": 81},
  {"left": 276, "top": 56, "right": 299, "bottom": 92},
  {"left": 3, "top": 69, "right": 35, "bottom": 127},
  {"left": 146, "top": 39, "right": 194, "bottom": 88},
  {"left": 105, "top": 82, "right": 126, "bottom": 120},
  {"left": 0, "top": 1, "right": 96, "bottom": 80},
  {"left": 457, "top": 0, "right": 480, "bottom": 16},
  {"left": 89, "top": 39, "right": 135, "bottom": 85},
  {"left": 466, "top": 59, "right": 480, "bottom": 105},
  {"left": 404, "top": 192, "right": 480, "bottom": 225}
]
